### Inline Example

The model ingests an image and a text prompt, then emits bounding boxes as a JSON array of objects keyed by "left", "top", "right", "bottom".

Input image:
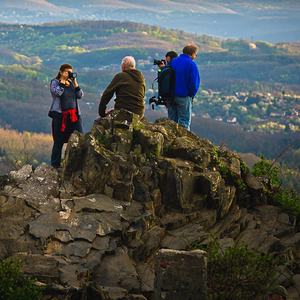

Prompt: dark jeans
[{"left": 51, "top": 116, "right": 83, "bottom": 168}]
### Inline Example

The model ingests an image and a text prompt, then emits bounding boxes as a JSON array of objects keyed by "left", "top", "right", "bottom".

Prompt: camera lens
[{"left": 68, "top": 71, "right": 77, "bottom": 79}]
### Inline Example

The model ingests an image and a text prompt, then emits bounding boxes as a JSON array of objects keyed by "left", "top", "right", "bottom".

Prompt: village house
[
  {"left": 270, "top": 111, "right": 286, "bottom": 117},
  {"left": 214, "top": 116, "right": 223, "bottom": 122},
  {"left": 202, "top": 113, "right": 211, "bottom": 118},
  {"left": 227, "top": 117, "right": 237, "bottom": 123}
]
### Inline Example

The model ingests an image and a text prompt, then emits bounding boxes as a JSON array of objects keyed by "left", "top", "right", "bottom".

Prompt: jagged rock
[
  {"left": 167, "top": 129, "right": 214, "bottom": 167},
  {"left": 133, "top": 165, "right": 155, "bottom": 203},
  {"left": 158, "top": 158, "right": 206, "bottom": 211},
  {"left": 161, "top": 223, "right": 206, "bottom": 250},
  {"left": 29, "top": 210, "right": 125, "bottom": 246},
  {"left": 160, "top": 211, "right": 200, "bottom": 230},
  {"left": 287, "top": 286, "right": 299, "bottom": 299},
  {"left": 150, "top": 188, "right": 162, "bottom": 215},
  {"left": 2, "top": 110, "right": 300, "bottom": 298},
  {"left": 276, "top": 264, "right": 293, "bottom": 287},
  {"left": 154, "top": 249, "right": 207, "bottom": 300},
  {"left": 11, "top": 253, "right": 60, "bottom": 284},
  {"left": 281, "top": 233, "right": 300, "bottom": 260},
  {"left": 80, "top": 282, "right": 108, "bottom": 300},
  {"left": 244, "top": 173, "right": 267, "bottom": 206},
  {"left": 140, "top": 226, "right": 165, "bottom": 262},
  {"left": 9, "top": 164, "right": 33, "bottom": 182},
  {"left": 0, "top": 237, "right": 36, "bottom": 261},
  {"left": 72, "top": 194, "right": 128, "bottom": 213},
  {"left": 220, "top": 156, "right": 241, "bottom": 177},
  {"left": 287, "top": 274, "right": 300, "bottom": 299},
  {"left": 142, "top": 117, "right": 185, "bottom": 155},
  {"left": 217, "top": 238, "right": 235, "bottom": 253},
  {"left": 211, "top": 205, "right": 242, "bottom": 239},
  {"left": 239, "top": 207, "right": 253, "bottom": 231},
  {"left": 16, "top": 164, "right": 61, "bottom": 213},
  {"left": 63, "top": 132, "right": 84, "bottom": 181},
  {"left": 210, "top": 186, "right": 236, "bottom": 219},
  {"left": 0, "top": 219, "right": 28, "bottom": 240},
  {"left": 0, "top": 196, "right": 36, "bottom": 220},
  {"left": 93, "top": 246, "right": 139, "bottom": 292},
  {"left": 250, "top": 205, "right": 295, "bottom": 237},
  {"left": 136, "top": 262, "right": 155, "bottom": 293},
  {"left": 101, "top": 286, "right": 128, "bottom": 300},
  {"left": 197, "top": 209, "right": 218, "bottom": 229},
  {"left": 136, "top": 128, "right": 164, "bottom": 157},
  {"left": 238, "top": 229, "right": 282, "bottom": 254},
  {"left": 80, "top": 137, "right": 136, "bottom": 200}
]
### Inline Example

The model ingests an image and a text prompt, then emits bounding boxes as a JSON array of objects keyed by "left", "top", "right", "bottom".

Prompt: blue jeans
[
  {"left": 167, "top": 96, "right": 192, "bottom": 130},
  {"left": 51, "top": 116, "right": 83, "bottom": 168}
]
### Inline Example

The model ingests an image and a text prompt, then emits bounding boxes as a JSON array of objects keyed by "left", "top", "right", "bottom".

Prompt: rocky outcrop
[
  {"left": 1, "top": 109, "right": 300, "bottom": 299},
  {"left": 154, "top": 249, "right": 207, "bottom": 300}
]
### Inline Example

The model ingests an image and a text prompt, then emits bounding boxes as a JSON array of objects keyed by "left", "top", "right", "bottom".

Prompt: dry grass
[{"left": 0, "top": 126, "right": 52, "bottom": 174}]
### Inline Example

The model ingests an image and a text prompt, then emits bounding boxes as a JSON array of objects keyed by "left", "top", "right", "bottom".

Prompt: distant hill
[
  {"left": 6, "top": 0, "right": 236, "bottom": 14},
  {"left": 0, "top": 19, "right": 299, "bottom": 91},
  {"left": 0, "top": 0, "right": 300, "bottom": 42},
  {"left": 0, "top": 18, "right": 299, "bottom": 161},
  {"left": 0, "top": 0, "right": 75, "bottom": 12},
  {"left": 0, "top": 46, "right": 41, "bottom": 65}
]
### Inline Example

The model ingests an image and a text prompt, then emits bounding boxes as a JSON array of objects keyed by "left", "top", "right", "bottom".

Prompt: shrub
[
  {"left": 274, "top": 187, "right": 300, "bottom": 217},
  {"left": 0, "top": 254, "right": 44, "bottom": 300},
  {"left": 252, "top": 154, "right": 280, "bottom": 186},
  {"left": 252, "top": 153, "right": 300, "bottom": 217},
  {"left": 187, "top": 233, "right": 283, "bottom": 299}
]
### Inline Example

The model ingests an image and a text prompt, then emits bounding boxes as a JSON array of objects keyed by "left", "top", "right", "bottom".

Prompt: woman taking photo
[{"left": 48, "top": 63, "right": 84, "bottom": 168}]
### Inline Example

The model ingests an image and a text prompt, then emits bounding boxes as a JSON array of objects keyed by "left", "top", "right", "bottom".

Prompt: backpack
[
  {"left": 157, "top": 64, "right": 175, "bottom": 98},
  {"left": 149, "top": 63, "right": 175, "bottom": 109}
]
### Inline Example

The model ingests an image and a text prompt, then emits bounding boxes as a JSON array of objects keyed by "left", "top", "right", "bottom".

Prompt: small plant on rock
[
  {"left": 219, "top": 163, "right": 246, "bottom": 191},
  {"left": 240, "top": 160, "right": 248, "bottom": 172},
  {"left": 212, "top": 148, "right": 221, "bottom": 165},
  {"left": 132, "top": 126, "right": 140, "bottom": 144},
  {"left": 96, "top": 133, "right": 110, "bottom": 149},
  {"left": 155, "top": 144, "right": 160, "bottom": 156},
  {"left": 0, "top": 254, "right": 45, "bottom": 300},
  {"left": 168, "top": 140, "right": 176, "bottom": 156}
]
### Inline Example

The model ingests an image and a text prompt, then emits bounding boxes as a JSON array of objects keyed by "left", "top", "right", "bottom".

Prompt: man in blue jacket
[{"left": 168, "top": 44, "right": 200, "bottom": 130}]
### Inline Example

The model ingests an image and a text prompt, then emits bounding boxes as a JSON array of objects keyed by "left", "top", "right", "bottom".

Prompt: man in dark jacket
[
  {"left": 167, "top": 44, "right": 200, "bottom": 130},
  {"left": 97, "top": 56, "right": 145, "bottom": 119}
]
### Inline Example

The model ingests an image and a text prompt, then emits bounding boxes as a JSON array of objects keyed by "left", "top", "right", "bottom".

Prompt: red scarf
[{"left": 61, "top": 108, "right": 78, "bottom": 132}]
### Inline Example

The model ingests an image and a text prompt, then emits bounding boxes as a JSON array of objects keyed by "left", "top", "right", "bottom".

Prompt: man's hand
[{"left": 105, "top": 109, "right": 113, "bottom": 115}]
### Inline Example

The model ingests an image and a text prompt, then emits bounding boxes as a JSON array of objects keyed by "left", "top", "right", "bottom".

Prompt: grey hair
[{"left": 122, "top": 56, "right": 136, "bottom": 69}]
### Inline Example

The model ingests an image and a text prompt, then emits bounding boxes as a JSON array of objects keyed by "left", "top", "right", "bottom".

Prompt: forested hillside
[
  {"left": 0, "top": 20, "right": 299, "bottom": 86},
  {"left": 0, "top": 19, "right": 299, "bottom": 188}
]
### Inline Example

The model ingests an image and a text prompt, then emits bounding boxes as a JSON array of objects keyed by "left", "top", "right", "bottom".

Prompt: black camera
[
  {"left": 153, "top": 59, "right": 166, "bottom": 66},
  {"left": 68, "top": 71, "right": 77, "bottom": 80},
  {"left": 149, "top": 96, "right": 167, "bottom": 109}
]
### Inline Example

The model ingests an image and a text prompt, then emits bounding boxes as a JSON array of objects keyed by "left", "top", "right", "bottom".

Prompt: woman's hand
[{"left": 71, "top": 77, "right": 78, "bottom": 88}]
